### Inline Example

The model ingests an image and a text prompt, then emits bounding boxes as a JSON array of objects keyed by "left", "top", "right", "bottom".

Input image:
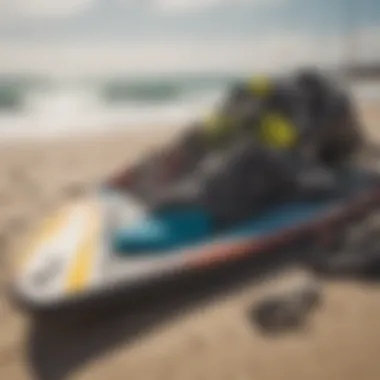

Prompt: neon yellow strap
[{"left": 259, "top": 113, "right": 298, "bottom": 149}]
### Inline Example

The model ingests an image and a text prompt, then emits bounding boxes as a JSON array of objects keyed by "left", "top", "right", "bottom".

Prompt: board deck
[{"left": 12, "top": 168, "right": 380, "bottom": 315}]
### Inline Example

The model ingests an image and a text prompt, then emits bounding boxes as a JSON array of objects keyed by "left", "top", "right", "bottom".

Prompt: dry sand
[{"left": 1, "top": 100, "right": 380, "bottom": 380}]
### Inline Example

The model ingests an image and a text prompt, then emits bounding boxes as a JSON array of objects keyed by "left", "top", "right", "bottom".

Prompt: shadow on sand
[
  {"left": 26, "top": 242, "right": 380, "bottom": 380},
  {"left": 26, "top": 246, "right": 308, "bottom": 380}
]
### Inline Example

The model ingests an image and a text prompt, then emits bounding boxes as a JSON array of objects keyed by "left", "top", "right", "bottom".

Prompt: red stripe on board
[{"left": 187, "top": 187, "right": 380, "bottom": 269}]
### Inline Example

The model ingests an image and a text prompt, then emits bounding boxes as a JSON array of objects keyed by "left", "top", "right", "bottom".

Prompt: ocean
[{"left": 0, "top": 74, "right": 378, "bottom": 140}]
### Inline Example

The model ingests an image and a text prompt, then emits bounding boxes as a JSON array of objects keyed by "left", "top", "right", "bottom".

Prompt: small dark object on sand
[{"left": 250, "top": 281, "right": 321, "bottom": 334}]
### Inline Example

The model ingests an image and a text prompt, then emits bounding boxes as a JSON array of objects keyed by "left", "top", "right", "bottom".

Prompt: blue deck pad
[
  {"left": 112, "top": 209, "right": 213, "bottom": 253},
  {"left": 229, "top": 201, "right": 333, "bottom": 239},
  {"left": 111, "top": 170, "right": 380, "bottom": 255},
  {"left": 112, "top": 202, "right": 333, "bottom": 254}
]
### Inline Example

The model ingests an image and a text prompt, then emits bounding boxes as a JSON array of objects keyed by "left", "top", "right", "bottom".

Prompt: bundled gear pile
[
  {"left": 12, "top": 69, "right": 379, "bottom": 315},
  {"left": 160, "top": 69, "right": 363, "bottom": 174},
  {"left": 111, "top": 70, "right": 365, "bottom": 230}
]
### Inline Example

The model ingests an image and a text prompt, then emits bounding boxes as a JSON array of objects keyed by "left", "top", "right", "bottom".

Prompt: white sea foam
[{"left": 0, "top": 79, "right": 377, "bottom": 141}]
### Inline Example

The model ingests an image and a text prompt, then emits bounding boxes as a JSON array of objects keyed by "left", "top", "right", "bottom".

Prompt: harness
[{"left": 202, "top": 75, "right": 300, "bottom": 151}]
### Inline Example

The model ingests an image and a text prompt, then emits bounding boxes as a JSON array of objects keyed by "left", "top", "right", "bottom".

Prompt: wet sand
[{"left": 1, "top": 101, "right": 380, "bottom": 380}]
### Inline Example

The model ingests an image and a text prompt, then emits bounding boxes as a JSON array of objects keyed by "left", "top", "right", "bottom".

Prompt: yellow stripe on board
[
  {"left": 65, "top": 201, "right": 100, "bottom": 294},
  {"left": 16, "top": 204, "right": 71, "bottom": 273}
]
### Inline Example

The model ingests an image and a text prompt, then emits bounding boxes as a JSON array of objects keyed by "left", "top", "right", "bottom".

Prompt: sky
[{"left": 0, "top": 0, "right": 379, "bottom": 76}]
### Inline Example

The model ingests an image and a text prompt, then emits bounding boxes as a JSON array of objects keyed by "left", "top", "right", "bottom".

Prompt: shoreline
[
  {"left": 0, "top": 122, "right": 185, "bottom": 146},
  {"left": 0, "top": 77, "right": 378, "bottom": 145}
]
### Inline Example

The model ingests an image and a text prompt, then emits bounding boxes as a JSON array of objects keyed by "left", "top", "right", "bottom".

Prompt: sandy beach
[{"left": 1, "top": 99, "right": 380, "bottom": 380}]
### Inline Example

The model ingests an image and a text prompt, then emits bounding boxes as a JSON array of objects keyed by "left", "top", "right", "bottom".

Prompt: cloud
[
  {"left": 0, "top": 27, "right": 378, "bottom": 76},
  {"left": 154, "top": 0, "right": 223, "bottom": 12},
  {"left": 153, "top": 0, "right": 285, "bottom": 12},
  {"left": 0, "top": 38, "right": 341, "bottom": 76},
  {"left": 0, "top": 0, "right": 94, "bottom": 19},
  {"left": 351, "top": 26, "right": 380, "bottom": 62}
]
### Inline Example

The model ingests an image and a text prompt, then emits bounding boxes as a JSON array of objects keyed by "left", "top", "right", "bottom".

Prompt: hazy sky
[{"left": 0, "top": 0, "right": 379, "bottom": 76}]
